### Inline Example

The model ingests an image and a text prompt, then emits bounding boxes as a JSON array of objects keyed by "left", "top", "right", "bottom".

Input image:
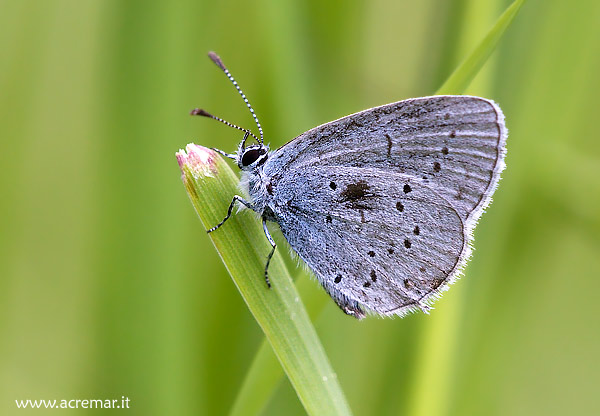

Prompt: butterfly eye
[{"left": 241, "top": 149, "right": 261, "bottom": 166}]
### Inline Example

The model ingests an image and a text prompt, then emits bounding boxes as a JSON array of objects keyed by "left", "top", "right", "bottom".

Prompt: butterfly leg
[
  {"left": 207, "top": 195, "right": 255, "bottom": 233},
  {"left": 262, "top": 218, "right": 276, "bottom": 288}
]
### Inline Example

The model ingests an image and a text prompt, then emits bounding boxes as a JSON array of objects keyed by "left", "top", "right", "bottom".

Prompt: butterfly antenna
[
  {"left": 208, "top": 51, "right": 264, "bottom": 144},
  {"left": 190, "top": 108, "right": 259, "bottom": 145}
]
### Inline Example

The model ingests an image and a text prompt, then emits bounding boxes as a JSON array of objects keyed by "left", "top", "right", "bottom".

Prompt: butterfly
[{"left": 192, "top": 52, "right": 507, "bottom": 319}]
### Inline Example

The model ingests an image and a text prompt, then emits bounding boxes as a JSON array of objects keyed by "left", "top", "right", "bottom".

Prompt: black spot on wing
[
  {"left": 385, "top": 134, "right": 392, "bottom": 157},
  {"left": 340, "top": 180, "right": 370, "bottom": 201},
  {"left": 339, "top": 180, "right": 376, "bottom": 210}
]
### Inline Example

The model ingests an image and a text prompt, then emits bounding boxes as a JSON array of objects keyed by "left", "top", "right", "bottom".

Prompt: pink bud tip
[{"left": 175, "top": 144, "right": 218, "bottom": 177}]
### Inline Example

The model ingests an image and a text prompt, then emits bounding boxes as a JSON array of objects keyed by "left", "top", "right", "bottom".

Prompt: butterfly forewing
[{"left": 266, "top": 96, "right": 506, "bottom": 223}]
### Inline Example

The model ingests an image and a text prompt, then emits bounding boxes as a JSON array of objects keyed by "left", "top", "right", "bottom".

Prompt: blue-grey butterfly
[{"left": 193, "top": 52, "right": 507, "bottom": 319}]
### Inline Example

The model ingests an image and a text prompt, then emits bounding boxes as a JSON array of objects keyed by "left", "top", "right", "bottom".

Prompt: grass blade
[
  {"left": 176, "top": 144, "right": 352, "bottom": 416},
  {"left": 437, "top": 0, "right": 527, "bottom": 95},
  {"left": 229, "top": 275, "right": 329, "bottom": 416}
]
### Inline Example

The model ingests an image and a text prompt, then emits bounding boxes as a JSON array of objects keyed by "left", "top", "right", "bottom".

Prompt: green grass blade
[
  {"left": 176, "top": 144, "right": 353, "bottom": 416},
  {"left": 229, "top": 275, "right": 329, "bottom": 416},
  {"left": 436, "top": 0, "right": 527, "bottom": 95}
]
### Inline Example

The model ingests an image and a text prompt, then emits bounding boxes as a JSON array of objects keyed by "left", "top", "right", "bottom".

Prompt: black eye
[{"left": 241, "top": 149, "right": 261, "bottom": 166}]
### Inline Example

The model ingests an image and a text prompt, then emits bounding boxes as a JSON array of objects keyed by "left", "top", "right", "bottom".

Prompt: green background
[{"left": 1, "top": 0, "right": 599, "bottom": 415}]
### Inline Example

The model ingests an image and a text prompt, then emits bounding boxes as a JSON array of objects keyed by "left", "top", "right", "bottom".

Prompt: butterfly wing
[
  {"left": 264, "top": 95, "right": 506, "bottom": 317},
  {"left": 266, "top": 95, "right": 506, "bottom": 224},
  {"left": 270, "top": 165, "right": 465, "bottom": 317}
]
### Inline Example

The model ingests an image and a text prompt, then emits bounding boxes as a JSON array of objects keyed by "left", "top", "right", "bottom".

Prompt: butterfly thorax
[{"left": 237, "top": 143, "right": 275, "bottom": 220}]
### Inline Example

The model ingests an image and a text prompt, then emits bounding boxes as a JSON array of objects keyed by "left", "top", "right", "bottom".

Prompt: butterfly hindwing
[{"left": 270, "top": 165, "right": 466, "bottom": 316}]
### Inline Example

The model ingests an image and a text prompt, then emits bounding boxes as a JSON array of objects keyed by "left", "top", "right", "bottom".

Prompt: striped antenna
[
  {"left": 208, "top": 51, "right": 264, "bottom": 144},
  {"left": 190, "top": 108, "right": 259, "bottom": 144}
]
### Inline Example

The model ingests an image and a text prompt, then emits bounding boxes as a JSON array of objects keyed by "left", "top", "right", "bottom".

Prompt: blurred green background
[{"left": 1, "top": 0, "right": 599, "bottom": 415}]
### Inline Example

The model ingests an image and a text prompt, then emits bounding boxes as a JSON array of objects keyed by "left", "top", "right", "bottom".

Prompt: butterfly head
[{"left": 237, "top": 138, "right": 269, "bottom": 171}]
